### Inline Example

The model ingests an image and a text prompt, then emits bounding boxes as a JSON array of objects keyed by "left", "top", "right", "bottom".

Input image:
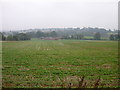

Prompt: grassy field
[{"left": 2, "top": 40, "right": 119, "bottom": 88}]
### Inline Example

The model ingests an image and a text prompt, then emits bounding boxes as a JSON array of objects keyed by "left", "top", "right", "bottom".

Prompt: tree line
[
  {"left": 109, "top": 34, "right": 120, "bottom": 40},
  {"left": 28, "top": 31, "right": 57, "bottom": 38},
  {"left": 0, "top": 31, "right": 119, "bottom": 41},
  {"left": 62, "top": 32, "right": 101, "bottom": 40},
  {"left": 0, "top": 31, "right": 58, "bottom": 41},
  {"left": 0, "top": 33, "right": 31, "bottom": 41}
]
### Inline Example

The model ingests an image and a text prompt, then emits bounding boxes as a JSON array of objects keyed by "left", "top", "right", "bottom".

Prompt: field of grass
[{"left": 2, "top": 40, "right": 119, "bottom": 88}]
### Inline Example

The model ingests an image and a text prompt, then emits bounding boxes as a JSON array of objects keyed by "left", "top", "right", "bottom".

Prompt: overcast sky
[{"left": 0, "top": 0, "right": 119, "bottom": 31}]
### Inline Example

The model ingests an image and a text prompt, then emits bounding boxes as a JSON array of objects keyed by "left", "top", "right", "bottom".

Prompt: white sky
[{"left": 0, "top": 0, "right": 119, "bottom": 31}]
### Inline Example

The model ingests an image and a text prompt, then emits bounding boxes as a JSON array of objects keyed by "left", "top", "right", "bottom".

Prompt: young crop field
[{"left": 2, "top": 40, "right": 119, "bottom": 88}]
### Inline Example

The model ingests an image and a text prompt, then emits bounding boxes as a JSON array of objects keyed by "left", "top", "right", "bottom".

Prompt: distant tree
[
  {"left": 16, "top": 33, "right": 31, "bottom": 40},
  {"left": 109, "top": 34, "right": 120, "bottom": 41},
  {"left": 36, "top": 31, "right": 44, "bottom": 38},
  {"left": 2, "top": 34, "right": 6, "bottom": 41},
  {"left": 63, "top": 35, "right": 69, "bottom": 39},
  {"left": 27, "top": 32, "right": 36, "bottom": 38},
  {"left": 0, "top": 32, "right": 6, "bottom": 41},
  {"left": 76, "top": 34, "right": 84, "bottom": 40},
  {"left": 0, "top": 33, "right": 2, "bottom": 41},
  {"left": 108, "top": 29, "right": 112, "bottom": 32},
  {"left": 71, "top": 35, "right": 74, "bottom": 39},
  {"left": 109, "top": 34, "right": 115, "bottom": 40},
  {"left": 114, "top": 34, "right": 118, "bottom": 40},
  {"left": 6, "top": 33, "right": 31, "bottom": 41},
  {"left": 44, "top": 32, "right": 50, "bottom": 37},
  {"left": 7, "top": 35, "right": 13, "bottom": 41},
  {"left": 13, "top": 35, "right": 19, "bottom": 41},
  {"left": 71, "top": 35, "right": 77, "bottom": 39},
  {"left": 94, "top": 32, "right": 101, "bottom": 40},
  {"left": 50, "top": 31, "right": 57, "bottom": 37}
]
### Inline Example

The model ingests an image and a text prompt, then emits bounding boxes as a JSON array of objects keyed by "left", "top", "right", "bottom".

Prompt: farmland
[{"left": 2, "top": 40, "right": 119, "bottom": 88}]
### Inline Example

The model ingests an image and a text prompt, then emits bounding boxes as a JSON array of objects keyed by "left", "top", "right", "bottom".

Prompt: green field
[{"left": 2, "top": 40, "right": 119, "bottom": 88}]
